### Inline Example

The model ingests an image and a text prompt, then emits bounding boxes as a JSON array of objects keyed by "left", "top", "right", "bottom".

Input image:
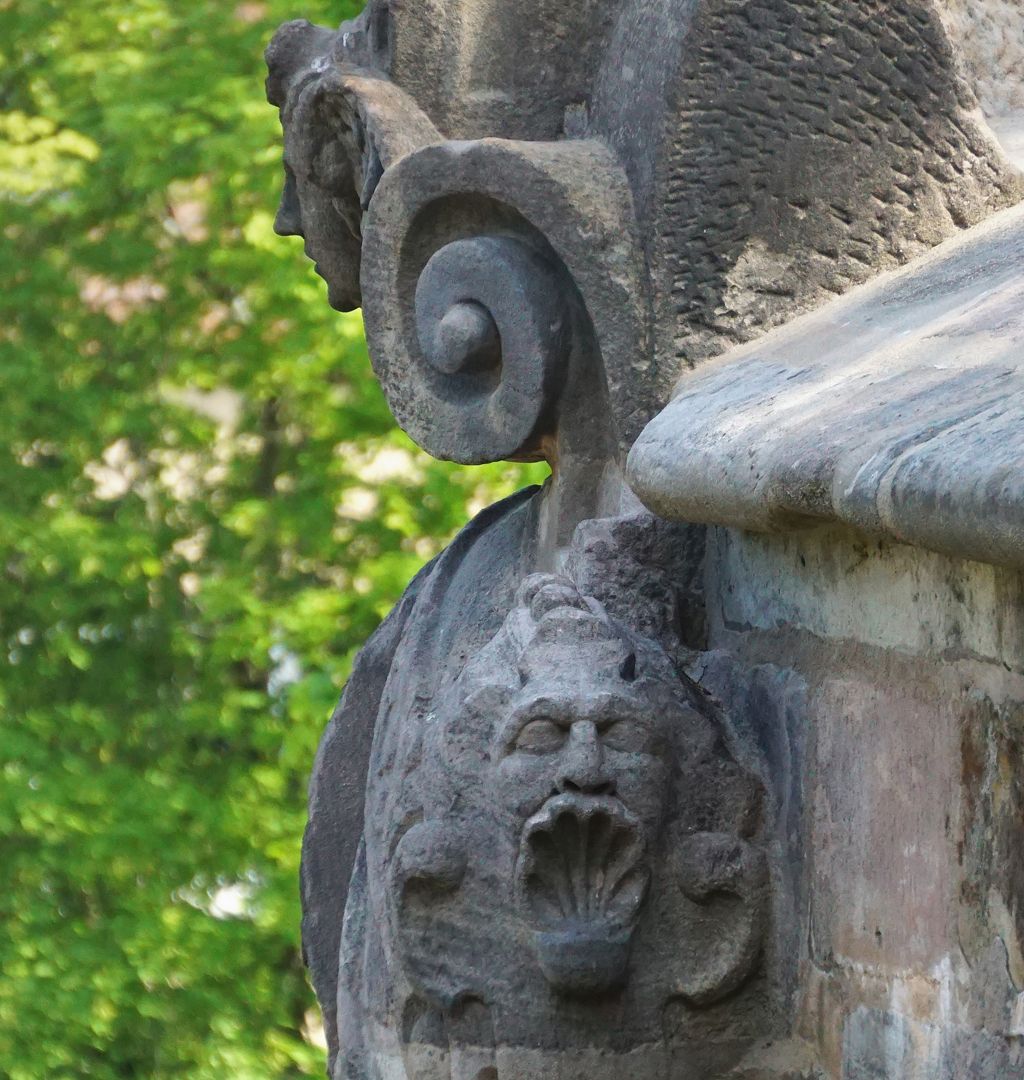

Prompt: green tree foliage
[{"left": 0, "top": 3, "right": 546, "bottom": 1076}]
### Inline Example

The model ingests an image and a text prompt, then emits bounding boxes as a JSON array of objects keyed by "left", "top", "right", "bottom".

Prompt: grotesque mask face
[
  {"left": 416, "top": 577, "right": 713, "bottom": 995},
  {"left": 496, "top": 643, "right": 675, "bottom": 825},
  {"left": 499, "top": 643, "right": 680, "bottom": 993},
  {"left": 266, "top": 20, "right": 366, "bottom": 311},
  {"left": 383, "top": 569, "right": 768, "bottom": 1049}
]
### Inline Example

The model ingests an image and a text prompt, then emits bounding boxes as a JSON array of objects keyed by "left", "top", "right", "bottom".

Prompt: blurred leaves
[{"left": 0, "top": 2, "right": 546, "bottom": 1077}]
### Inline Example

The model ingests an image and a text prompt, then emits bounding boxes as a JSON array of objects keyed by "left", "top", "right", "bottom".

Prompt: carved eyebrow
[
  {"left": 507, "top": 695, "right": 574, "bottom": 729},
  {"left": 587, "top": 690, "right": 651, "bottom": 721},
  {"left": 499, "top": 690, "right": 658, "bottom": 741},
  {"left": 512, "top": 694, "right": 573, "bottom": 719}
]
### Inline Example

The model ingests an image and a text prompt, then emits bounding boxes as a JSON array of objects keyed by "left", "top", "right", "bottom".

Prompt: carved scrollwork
[
  {"left": 360, "top": 138, "right": 650, "bottom": 465},
  {"left": 669, "top": 829, "right": 768, "bottom": 1006},
  {"left": 391, "top": 234, "right": 572, "bottom": 464}
]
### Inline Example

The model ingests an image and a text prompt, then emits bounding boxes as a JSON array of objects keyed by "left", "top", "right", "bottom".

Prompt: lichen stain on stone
[{"left": 958, "top": 694, "right": 1024, "bottom": 990}]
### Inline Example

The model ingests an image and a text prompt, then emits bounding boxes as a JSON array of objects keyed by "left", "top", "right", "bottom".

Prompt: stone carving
[
  {"left": 266, "top": 17, "right": 439, "bottom": 311},
  {"left": 268, "top": 0, "right": 1021, "bottom": 444},
  {"left": 263, "top": 0, "right": 1024, "bottom": 1076},
  {"left": 344, "top": 552, "right": 770, "bottom": 1077},
  {"left": 359, "top": 136, "right": 648, "bottom": 462},
  {"left": 617, "top": 0, "right": 1021, "bottom": 370},
  {"left": 382, "top": 233, "right": 569, "bottom": 464}
]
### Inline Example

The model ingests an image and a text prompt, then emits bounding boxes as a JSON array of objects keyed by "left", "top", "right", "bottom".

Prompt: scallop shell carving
[
  {"left": 519, "top": 795, "right": 649, "bottom": 928},
  {"left": 516, "top": 795, "right": 650, "bottom": 993}
]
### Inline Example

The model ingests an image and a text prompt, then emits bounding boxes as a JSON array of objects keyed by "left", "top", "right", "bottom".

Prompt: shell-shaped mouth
[{"left": 517, "top": 794, "right": 649, "bottom": 930}]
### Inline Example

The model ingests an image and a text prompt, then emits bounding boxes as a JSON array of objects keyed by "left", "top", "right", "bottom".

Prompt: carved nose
[
  {"left": 274, "top": 174, "right": 303, "bottom": 237},
  {"left": 556, "top": 721, "right": 614, "bottom": 796}
]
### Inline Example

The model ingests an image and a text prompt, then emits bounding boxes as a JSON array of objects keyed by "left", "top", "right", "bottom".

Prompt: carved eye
[
  {"left": 601, "top": 719, "right": 653, "bottom": 754},
  {"left": 515, "top": 718, "right": 566, "bottom": 754}
]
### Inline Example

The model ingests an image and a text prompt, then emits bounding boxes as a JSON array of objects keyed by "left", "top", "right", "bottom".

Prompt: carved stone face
[
  {"left": 494, "top": 643, "right": 674, "bottom": 829},
  {"left": 374, "top": 568, "right": 768, "bottom": 1067},
  {"left": 496, "top": 639, "right": 681, "bottom": 993},
  {"left": 412, "top": 583, "right": 715, "bottom": 996},
  {"left": 266, "top": 20, "right": 364, "bottom": 311}
]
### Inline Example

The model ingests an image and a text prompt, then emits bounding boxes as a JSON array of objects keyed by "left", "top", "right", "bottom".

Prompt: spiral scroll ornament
[
  {"left": 360, "top": 138, "right": 649, "bottom": 465},
  {"left": 413, "top": 237, "right": 570, "bottom": 461},
  {"left": 367, "top": 234, "right": 570, "bottom": 464}
]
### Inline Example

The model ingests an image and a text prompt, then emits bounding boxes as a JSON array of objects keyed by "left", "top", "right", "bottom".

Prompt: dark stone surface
[
  {"left": 302, "top": 486, "right": 541, "bottom": 1074},
  {"left": 347, "top": 517, "right": 775, "bottom": 1075}
]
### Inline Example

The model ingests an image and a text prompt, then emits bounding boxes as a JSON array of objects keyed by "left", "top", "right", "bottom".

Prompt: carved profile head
[
  {"left": 266, "top": 14, "right": 442, "bottom": 316},
  {"left": 265, "top": 19, "right": 372, "bottom": 311}
]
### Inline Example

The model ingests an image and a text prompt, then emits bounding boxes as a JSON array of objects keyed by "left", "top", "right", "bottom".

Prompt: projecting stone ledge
[{"left": 628, "top": 199, "right": 1024, "bottom": 571}]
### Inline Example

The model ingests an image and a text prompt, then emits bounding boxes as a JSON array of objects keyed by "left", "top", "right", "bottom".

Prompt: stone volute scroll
[
  {"left": 265, "top": 1, "right": 1024, "bottom": 1077},
  {"left": 359, "top": 137, "right": 650, "bottom": 467}
]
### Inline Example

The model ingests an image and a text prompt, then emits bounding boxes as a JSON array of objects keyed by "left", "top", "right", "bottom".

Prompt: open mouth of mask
[{"left": 515, "top": 793, "right": 650, "bottom": 994}]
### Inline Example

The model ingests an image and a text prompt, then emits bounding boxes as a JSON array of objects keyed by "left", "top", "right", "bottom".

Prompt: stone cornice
[{"left": 630, "top": 199, "right": 1024, "bottom": 570}]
